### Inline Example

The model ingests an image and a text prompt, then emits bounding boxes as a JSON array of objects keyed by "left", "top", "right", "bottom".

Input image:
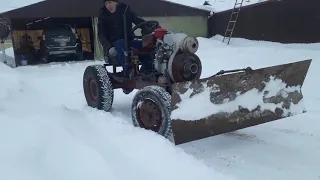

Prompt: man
[{"left": 98, "top": 0, "right": 152, "bottom": 77}]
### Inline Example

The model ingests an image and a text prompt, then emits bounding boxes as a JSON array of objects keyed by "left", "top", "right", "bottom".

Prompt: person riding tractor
[
  {"left": 82, "top": 0, "right": 312, "bottom": 146},
  {"left": 98, "top": 0, "right": 153, "bottom": 78}
]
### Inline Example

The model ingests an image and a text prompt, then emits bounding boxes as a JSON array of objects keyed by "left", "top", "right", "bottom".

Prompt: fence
[{"left": 208, "top": 0, "right": 320, "bottom": 43}]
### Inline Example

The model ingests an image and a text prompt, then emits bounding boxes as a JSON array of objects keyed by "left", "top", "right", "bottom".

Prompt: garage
[{"left": 10, "top": 17, "right": 94, "bottom": 65}]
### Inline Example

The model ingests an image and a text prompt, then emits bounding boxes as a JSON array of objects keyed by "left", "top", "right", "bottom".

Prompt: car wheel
[{"left": 41, "top": 55, "right": 50, "bottom": 64}]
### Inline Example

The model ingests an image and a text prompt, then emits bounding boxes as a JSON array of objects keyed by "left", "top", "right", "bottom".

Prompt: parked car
[{"left": 39, "top": 24, "right": 84, "bottom": 63}]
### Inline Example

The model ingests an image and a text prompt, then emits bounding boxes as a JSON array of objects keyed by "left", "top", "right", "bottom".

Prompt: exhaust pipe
[{"left": 184, "top": 62, "right": 199, "bottom": 74}]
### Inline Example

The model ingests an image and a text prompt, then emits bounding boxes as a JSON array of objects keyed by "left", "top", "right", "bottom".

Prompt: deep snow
[
  {"left": 0, "top": 50, "right": 235, "bottom": 180},
  {"left": 171, "top": 75, "right": 305, "bottom": 121},
  {"left": 1, "top": 35, "right": 320, "bottom": 180}
]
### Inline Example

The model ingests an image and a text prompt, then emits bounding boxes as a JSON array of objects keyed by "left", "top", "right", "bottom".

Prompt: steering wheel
[{"left": 132, "top": 20, "right": 161, "bottom": 39}]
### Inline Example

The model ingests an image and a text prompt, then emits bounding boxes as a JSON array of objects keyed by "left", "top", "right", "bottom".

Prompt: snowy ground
[{"left": 1, "top": 35, "right": 320, "bottom": 180}]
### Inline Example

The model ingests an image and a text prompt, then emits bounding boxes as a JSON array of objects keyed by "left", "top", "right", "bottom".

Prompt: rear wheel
[
  {"left": 131, "top": 85, "right": 172, "bottom": 138},
  {"left": 83, "top": 65, "right": 114, "bottom": 112}
]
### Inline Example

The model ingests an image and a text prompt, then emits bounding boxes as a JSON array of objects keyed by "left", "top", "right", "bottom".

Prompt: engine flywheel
[{"left": 168, "top": 53, "right": 202, "bottom": 82}]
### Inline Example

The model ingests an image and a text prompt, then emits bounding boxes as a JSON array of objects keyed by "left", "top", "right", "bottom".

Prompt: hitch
[{"left": 214, "top": 67, "right": 253, "bottom": 76}]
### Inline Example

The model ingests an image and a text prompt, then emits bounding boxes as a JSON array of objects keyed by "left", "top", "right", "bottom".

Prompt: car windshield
[{"left": 44, "top": 25, "right": 75, "bottom": 36}]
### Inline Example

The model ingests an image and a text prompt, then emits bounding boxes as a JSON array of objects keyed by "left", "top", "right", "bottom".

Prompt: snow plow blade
[{"left": 170, "top": 59, "right": 312, "bottom": 145}]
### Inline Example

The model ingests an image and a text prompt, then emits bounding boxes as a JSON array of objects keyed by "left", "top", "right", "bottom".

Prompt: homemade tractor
[{"left": 83, "top": 20, "right": 312, "bottom": 145}]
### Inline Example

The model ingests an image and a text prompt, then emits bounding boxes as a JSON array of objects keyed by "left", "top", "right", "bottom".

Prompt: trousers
[{"left": 112, "top": 39, "right": 152, "bottom": 71}]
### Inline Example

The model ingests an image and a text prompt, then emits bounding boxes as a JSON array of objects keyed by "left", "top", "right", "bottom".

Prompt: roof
[
  {"left": 165, "top": 0, "right": 267, "bottom": 13},
  {"left": 0, "top": 0, "right": 210, "bottom": 18},
  {"left": 0, "top": 0, "right": 44, "bottom": 14},
  {"left": 214, "top": 0, "right": 278, "bottom": 13}
]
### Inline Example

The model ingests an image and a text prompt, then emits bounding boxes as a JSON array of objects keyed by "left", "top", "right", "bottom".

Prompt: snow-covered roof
[
  {"left": 166, "top": 0, "right": 268, "bottom": 12},
  {"left": 0, "top": 0, "right": 45, "bottom": 14}
]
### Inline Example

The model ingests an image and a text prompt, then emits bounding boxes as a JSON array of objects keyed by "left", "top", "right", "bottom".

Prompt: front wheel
[
  {"left": 83, "top": 65, "right": 114, "bottom": 112},
  {"left": 131, "top": 85, "right": 172, "bottom": 138}
]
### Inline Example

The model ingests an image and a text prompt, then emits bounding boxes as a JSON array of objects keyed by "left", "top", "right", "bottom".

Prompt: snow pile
[
  {"left": 171, "top": 75, "right": 305, "bottom": 120},
  {"left": 0, "top": 31, "right": 320, "bottom": 180},
  {"left": 0, "top": 106, "right": 237, "bottom": 180},
  {"left": 0, "top": 0, "right": 44, "bottom": 14},
  {"left": 2, "top": 47, "right": 15, "bottom": 57},
  {"left": 167, "top": 0, "right": 268, "bottom": 12},
  {"left": 0, "top": 62, "right": 237, "bottom": 179},
  {"left": 0, "top": 62, "right": 20, "bottom": 100},
  {"left": 1, "top": 47, "right": 16, "bottom": 67}
]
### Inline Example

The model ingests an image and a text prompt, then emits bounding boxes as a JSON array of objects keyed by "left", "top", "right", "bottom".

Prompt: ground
[{"left": 0, "top": 35, "right": 319, "bottom": 180}]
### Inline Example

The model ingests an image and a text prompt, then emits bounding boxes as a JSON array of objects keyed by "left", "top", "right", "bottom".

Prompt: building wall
[
  {"left": 93, "top": 15, "right": 208, "bottom": 60},
  {"left": 208, "top": 0, "right": 320, "bottom": 43},
  {"left": 142, "top": 16, "right": 208, "bottom": 38}
]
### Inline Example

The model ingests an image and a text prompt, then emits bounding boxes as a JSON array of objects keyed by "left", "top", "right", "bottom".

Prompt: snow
[
  {"left": 1, "top": 33, "right": 320, "bottom": 180},
  {"left": 171, "top": 76, "right": 304, "bottom": 121},
  {"left": 2, "top": 47, "right": 14, "bottom": 57},
  {"left": 167, "top": 0, "right": 268, "bottom": 12},
  {"left": 0, "top": 57, "right": 20, "bottom": 100},
  {"left": 1, "top": 47, "right": 16, "bottom": 67},
  {"left": 0, "top": 0, "right": 44, "bottom": 14},
  {"left": 0, "top": 58, "right": 235, "bottom": 180}
]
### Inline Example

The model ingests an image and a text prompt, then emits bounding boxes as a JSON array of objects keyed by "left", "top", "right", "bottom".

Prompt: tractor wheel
[
  {"left": 131, "top": 85, "right": 172, "bottom": 138},
  {"left": 83, "top": 65, "right": 114, "bottom": 112}
]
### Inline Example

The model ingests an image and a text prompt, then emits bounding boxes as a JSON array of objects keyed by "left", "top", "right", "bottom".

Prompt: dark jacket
[{"left": 98, "top": 3, "right": 145, "bottom": 50}]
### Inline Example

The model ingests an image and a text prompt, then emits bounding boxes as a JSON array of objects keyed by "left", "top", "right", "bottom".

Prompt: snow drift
[
  {"left": 0, "top": 61, "right": 235, "bottom": 180},
  {"left": 0, "top": 62, "right": 20, "bottom": 100},
  {"left": 0, "top": 34, "right": 320, "bottom": 180}
]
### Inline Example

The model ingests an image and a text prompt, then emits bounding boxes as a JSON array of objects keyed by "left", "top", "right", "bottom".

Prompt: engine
[{"left": 152, "top": 28, "right": 202, "bottom": 83}]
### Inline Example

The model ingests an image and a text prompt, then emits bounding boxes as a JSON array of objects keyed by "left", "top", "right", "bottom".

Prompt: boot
[{"left": 140, "top": 61, "right": 153, "bottom": 74}]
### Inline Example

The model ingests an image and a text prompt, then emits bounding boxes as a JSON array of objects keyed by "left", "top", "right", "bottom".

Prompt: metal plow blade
[{"left": 170, "top": 59, "right": 312, "bottom": 145}]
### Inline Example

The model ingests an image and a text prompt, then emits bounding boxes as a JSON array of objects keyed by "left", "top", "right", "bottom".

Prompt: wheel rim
[
  {"left": 136, "top": 98, "right": 162, "bottom": 132},
  {"left": 88, "top": 77, "right": 99, "bottom": 104}
]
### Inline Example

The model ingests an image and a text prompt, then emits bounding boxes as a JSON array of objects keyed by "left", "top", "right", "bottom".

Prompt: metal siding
[
  {"left": 208, "top": 0, "right": 320, "bottom": 43},
  {"left": 137, "top": 16, "right": 208, "bottom": 37}
]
